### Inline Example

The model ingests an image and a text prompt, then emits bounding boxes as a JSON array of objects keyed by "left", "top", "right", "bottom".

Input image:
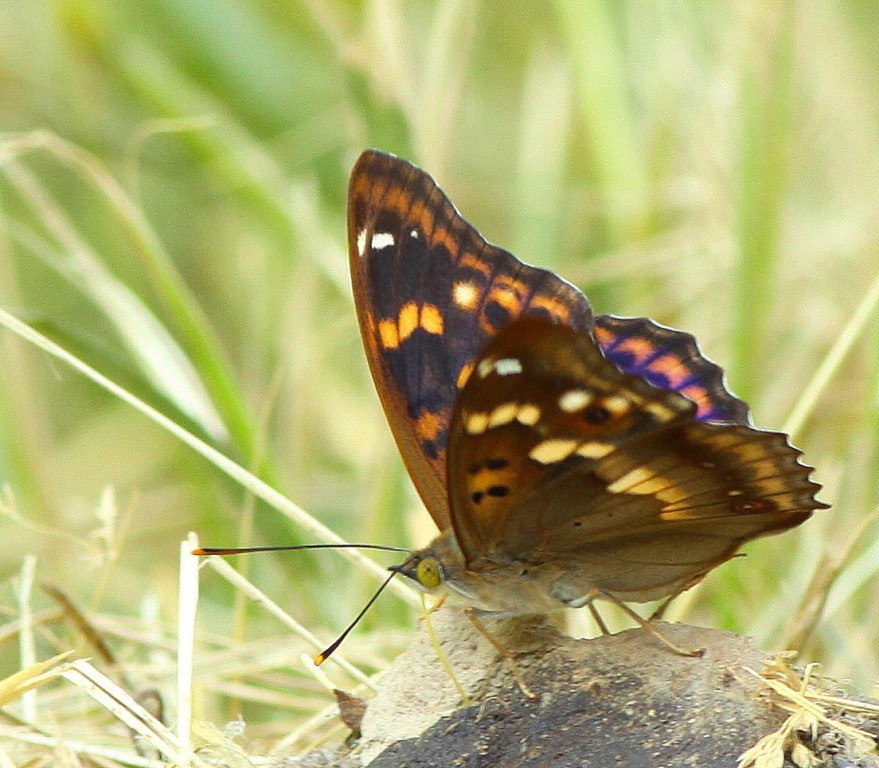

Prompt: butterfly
[{"left": 348, "top": 149, "right": 827, "bottom": 623}]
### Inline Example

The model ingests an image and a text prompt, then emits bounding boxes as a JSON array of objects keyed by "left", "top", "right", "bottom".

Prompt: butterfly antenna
[
  {"left": 192, "top": 544, "right": 409, "bottom": 556},
  {"left": 314, "top": 570, "right": 399, "bottom": 665}
]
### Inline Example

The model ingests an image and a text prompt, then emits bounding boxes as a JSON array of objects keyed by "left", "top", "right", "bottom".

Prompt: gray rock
[{"left": 283, "top": 611, "right": 879, "bottom": 768}]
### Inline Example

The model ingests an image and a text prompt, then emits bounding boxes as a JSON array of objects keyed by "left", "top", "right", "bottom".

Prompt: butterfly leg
[
  {"left": 647, "top": 574, "right": 708, "bottom": 621},
  {"left": 647, "top": 592, "right": 679, "bottom": 622},
  {"left": 426, "top": 594, "right": 447, "bottom": 615},
  {"left": 566, "top": 589, "right": 612, "bottom": 635},
  {"left": 598, "top": 591, "right": 704, "bottom": 658},
  {"left": 420, "top": 599, "right": 471, "bottom": 705},
  {"left": 587, "top": 603, "right": 611, "bottom": 635},
  {"left": 464, "top": 608, "right": 537, "bottom": 699}
]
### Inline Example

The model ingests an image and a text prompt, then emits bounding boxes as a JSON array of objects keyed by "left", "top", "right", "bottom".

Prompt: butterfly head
[
  {"left": 390, "top": 553, "right": 443, "bottom": 591},
  {"left": 390, "top": 532, "right": 457, "bottom": 593}
]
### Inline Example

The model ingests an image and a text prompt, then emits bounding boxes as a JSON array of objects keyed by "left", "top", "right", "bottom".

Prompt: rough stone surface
[{"left": 282, "top": 611, "right": 879, "bottom": 768}]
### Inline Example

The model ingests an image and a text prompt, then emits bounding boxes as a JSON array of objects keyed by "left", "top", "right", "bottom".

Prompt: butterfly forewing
[
  {"left": 349, "top": 150, "right": 592, "bottom": 529},
  {"left": 447, "top": 318, "right": 826, "bottom": 601}
]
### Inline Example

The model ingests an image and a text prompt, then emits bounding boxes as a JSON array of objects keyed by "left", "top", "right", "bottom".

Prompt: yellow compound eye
[{"left": 415, "top": 557, "right": 442, "bottom": 589}]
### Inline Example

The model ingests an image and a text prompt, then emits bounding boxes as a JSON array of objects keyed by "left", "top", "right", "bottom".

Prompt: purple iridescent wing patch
[{"left": 593, "top": 314, "right": 749, "bottom": 425}]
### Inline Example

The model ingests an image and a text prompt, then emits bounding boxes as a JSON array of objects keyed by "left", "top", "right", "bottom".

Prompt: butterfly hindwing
[
  {"left": 447, "top": 318, "right": 826, "bottom": 600},
  {"left": 348, "top": 150, "right": 592, "bottom": 529}
]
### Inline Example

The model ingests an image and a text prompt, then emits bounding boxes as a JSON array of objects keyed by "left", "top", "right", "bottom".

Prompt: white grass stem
[
  {"left": 177, "top": 534, "right": 200, "bottom": 753},
  {"left": 16, "top": 555, "right": 37, "bottom": 723}
]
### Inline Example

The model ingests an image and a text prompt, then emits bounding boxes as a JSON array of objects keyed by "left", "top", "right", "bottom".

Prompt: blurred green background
[{"left": 1, "top": 0, "right": 878, "bottom": 750}]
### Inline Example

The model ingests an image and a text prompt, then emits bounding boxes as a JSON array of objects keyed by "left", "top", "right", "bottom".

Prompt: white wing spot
[
  {"left": 465, "top": 412, "right": 489, "bottom": 435},
  {"left": 410, "top": 228, "right": 420, "bottom": 239},
  {"left": 356, "top": 229, "right": 368, "bottom": 257},
  {"left": 656, "top": 486, "right": 687, "bottom": 504},
  {"left": 494, "top": 358, "right": 523, "bottom": 376},
  {"left": 602, "top": 470, "right": 686, "bottom": 505},
  {"left": 371, "top": 232, "right": 395, "bottom": 251},
  {"left": 516, "top": 404, "right": 541, "bottom": 426},
  {"left": 488, "top": 402, "right": 519, "bottom": 428},
  {"left": 477, "top": 357, "right": 495, "bottom": 379},
  {"left": 529, "top": 439, "right": 579, "bottom": 465},
  {"left": 452, "top": 281, "right": 479, "bottom": 310},
  {"left": 576, "top": 442, "right": 614, "bottom": 459},
  {"left": 602, "top": 395, "right": 631, "bottom": 416},
  {"left": 558, "top": 389, "right": 593, "bottom": 413},
  {"left": 645, "top": 401, "right": 676, "bottom": 421}
]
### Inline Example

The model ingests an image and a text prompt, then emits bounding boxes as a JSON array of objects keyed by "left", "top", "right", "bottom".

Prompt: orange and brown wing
[{"left": 348, "top": 150, "right": 592, "bottom": 530}]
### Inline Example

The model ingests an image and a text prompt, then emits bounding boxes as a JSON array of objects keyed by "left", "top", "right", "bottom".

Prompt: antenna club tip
[
  {"left": 191, "top": 548, "right": 208, "bottom": 555},
  {"left": 313, "top": 654, "right": 326, "bottom": 666}
]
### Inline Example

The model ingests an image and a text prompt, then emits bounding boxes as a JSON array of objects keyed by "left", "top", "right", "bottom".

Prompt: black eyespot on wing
[{"left": 583, "top": 405, "right": 611, "bottom": 424}]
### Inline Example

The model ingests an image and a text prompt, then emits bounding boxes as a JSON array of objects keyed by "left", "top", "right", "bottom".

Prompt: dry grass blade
[
  {"left": 738, "top": 659, "right": 878, "bottom": 768},
  {"left": 782, "top": 261, "right": 879, "bottom": 439},
  {"left": 200, "top": 553, "right": 376, "bottom": 688},
  {"left": 60, "top": 659, "right": 211, "bottom": 767},
  {"left": 0, "top": 651, "right": 74, "bottom": 708},
  {"left": 272, "top": 698, "right": 349, "bottom": 754},
  {"left": 781, "top": 505, "right": 879, "bottom": 651},
  {"left": 190, "top": 720, "right": 253, "bottom": 768}
]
